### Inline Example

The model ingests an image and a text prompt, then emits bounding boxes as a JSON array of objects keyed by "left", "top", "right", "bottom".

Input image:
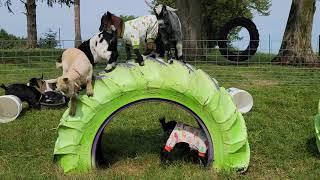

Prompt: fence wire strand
[{"left": 0, "top": 39, "right": 319, "bottom": 87}]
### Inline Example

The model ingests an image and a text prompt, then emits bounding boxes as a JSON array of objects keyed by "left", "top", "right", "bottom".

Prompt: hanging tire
[{"left": 218, "top": 17, "right": 259, "bottom": 62}]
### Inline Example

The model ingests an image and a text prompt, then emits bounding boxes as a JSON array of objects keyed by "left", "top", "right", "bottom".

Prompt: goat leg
[{"left": 69, "top": 95, "right": 77, "bottom": 116}]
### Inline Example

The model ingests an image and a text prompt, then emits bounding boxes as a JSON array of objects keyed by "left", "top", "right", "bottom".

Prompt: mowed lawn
[{"left": 0, "top": 52, "right": 320, "bottom": 179}]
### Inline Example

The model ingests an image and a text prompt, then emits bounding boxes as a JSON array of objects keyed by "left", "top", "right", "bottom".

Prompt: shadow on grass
[
  {"left": 96, "top": 127, "right": 204, "bottom": 169},
  {"left": 97, "top": 127, "right": 163, "bottom": 167},
  {"left": 306, "top": 137, "right": 320, "bottom": 158}
]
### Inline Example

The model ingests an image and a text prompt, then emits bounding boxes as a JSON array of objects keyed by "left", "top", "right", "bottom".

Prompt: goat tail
[{"left": 0, "top": 84, "right": 7, "bottom": 90}]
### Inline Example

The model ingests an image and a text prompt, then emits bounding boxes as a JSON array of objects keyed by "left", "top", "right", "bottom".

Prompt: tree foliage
[
  {"left": 1, "top": 0, "right": 73, "bottom": 13},
  {"left": 38, "top": 29, "right": 57, "bottom": 49},
  {"left": 152, "top": 0, "right": 271, "bottom": 40},
  {"left": 0, "top": 29, "right": 26, "bottom": 49},
  {"left": 120, "top": 15, "right": 137, "bottom": 22}
]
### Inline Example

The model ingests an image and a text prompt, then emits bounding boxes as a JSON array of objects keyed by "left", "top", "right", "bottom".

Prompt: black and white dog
[{"left": 147, "top": 2, "right": 184, "bottom": 63}]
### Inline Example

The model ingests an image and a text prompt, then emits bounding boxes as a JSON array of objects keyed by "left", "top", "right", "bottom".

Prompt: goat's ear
[
  {"left": 63, "top": 77, "right": 69, "bottom": 82},
  {"left": 41, "top": 74, "right": 44, "bottom": 79},
  {"left": 107, "top": 11, "right": 112, "bottom": 17},
  {"left": 166, "top": 6, "right": 178, "bottom": 12}
]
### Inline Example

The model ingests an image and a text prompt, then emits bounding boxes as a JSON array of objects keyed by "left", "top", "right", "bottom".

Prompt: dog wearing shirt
[{"left": 159, "top": 117, "right": 208, "bottom": 165}]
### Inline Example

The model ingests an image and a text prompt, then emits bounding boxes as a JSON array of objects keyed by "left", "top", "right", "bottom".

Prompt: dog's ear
[{"left": 29, "top": 78, "right": 39, "bottom": 87}]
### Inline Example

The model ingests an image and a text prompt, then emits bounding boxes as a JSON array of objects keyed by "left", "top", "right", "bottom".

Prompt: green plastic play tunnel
[{"left": 53, "top": 59, "right": 250, "bottom": 173}]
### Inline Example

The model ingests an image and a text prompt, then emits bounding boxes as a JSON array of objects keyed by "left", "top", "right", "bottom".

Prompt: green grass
[{"left": 0, "top": 54, "right": 320, "bottom": 178}]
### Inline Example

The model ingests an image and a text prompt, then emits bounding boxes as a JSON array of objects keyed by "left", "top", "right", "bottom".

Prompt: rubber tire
[
  {"left": 53, "top": 59, "right": 250, "bottom": 173},
  {"left": 218, "top": 17, "right": 259, "bottom": 62}
]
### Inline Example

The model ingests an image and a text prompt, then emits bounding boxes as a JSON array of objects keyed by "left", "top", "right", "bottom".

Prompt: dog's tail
[{"left": 0, "top": 84, "right": 7, "bottom": 90}]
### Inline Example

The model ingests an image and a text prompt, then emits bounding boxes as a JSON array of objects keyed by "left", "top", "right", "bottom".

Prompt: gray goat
[{"left": 147, "top": 2, "right": 184, "bottom": 64}]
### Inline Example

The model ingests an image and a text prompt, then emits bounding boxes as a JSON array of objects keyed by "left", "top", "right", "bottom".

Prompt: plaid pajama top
[{"left": 123, "top": 15, "right": 158, "bottom": 49}]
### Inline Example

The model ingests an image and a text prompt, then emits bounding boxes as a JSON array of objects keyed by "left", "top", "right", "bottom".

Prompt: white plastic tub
[
  {"left": 227, "top": 88, "right": 253, "bottom": 114},
  {"left": 0, "top": 95, "right": 23, "bottom": 123}
]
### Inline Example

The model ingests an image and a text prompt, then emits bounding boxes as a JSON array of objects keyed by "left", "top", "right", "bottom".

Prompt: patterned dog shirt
[
  {"left": 164, "top": 123, "right": 209, "bottom": 157},
  {"left": 123, "top": 15, "right": 158, "bottom": 49}
]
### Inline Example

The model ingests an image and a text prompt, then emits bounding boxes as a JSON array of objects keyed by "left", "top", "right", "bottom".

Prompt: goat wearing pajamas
[{"left": 99, "top": 12, "right": 158, "bottom": 66}]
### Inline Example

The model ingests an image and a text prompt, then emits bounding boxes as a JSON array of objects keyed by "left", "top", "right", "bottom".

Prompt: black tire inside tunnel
[{"left": 218, "top": 17, "right": 260, "bottom": 62}]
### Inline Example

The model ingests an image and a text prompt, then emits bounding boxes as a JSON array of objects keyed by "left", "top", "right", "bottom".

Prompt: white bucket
[
  {"left": 0, "top": 95, "right": 23, "bottom": 123},
  {"left": 227, "top": 88, "right": 253, "bottom": 114}
]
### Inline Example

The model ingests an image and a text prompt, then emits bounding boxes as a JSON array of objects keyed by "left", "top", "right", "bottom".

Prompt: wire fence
[{"left": 0, "top": 39, "right": 319, "bottom": 88}]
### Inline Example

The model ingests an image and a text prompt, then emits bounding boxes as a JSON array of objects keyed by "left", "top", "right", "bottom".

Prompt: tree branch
[
  {"left": 3, "top": 0, "right": 13, "bottom": 13},
  {"left": 19, "top": 0, "right": 26, "bottom": 4}
]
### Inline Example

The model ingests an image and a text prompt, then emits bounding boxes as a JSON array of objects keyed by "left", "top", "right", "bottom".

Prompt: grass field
[{"left": 0, "top": 50, "right": 320, "bottom": 179}]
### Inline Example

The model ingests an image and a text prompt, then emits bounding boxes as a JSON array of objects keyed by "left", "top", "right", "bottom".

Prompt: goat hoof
[
  {"left": 168, "top": 59, "right": 174, "bottom": 64},
  {"left": 87, "top": 92, "right": 94, "bottom": 97},
  {"left": 139, "top": 61, "right": 145, "bottom": 66},
  {"left": 69, "top": 110, "right": 76, "bottom": 116},
  {"left": 105, "top": 64, "right": 115, "bottom": 72}
]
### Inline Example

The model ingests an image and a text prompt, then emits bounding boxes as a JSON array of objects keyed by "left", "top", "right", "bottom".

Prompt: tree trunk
[
  {"left": 74, "top": 0, "right": 82, "bottom": 47},
  {"left": 176, "top": 0, "right": 203, "bottom": 61},
  {"left": 26, "top": 0, "right": 37, "bottom": 48},
  {"left": 273, "top": 0, "right": 318, "bottom": 66}
]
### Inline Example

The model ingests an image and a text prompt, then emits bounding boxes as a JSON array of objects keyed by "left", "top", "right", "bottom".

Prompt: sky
[{"left": 0, "top": 0, "right": 320, "bottom": 52}]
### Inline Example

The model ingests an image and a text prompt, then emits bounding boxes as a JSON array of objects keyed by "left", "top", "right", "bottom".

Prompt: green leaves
[
  {"left": 151, "top": 0, "right": 271, "bottom": 40},
  {"left": 120, "top": 15, "right": 137, "bottom": 22},
  {"left": 43, "top": 0, "right": 73, "bottom": 7},
  {"left": 1, "top": 0, "right": 74, "bottom": 13}
]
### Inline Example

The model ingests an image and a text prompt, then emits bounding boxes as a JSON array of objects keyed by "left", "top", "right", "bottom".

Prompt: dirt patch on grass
[
  {"left": 253, "top": 80, "right": 279, "bottom": 86},
  {"left": 241, "top": 72, "right": 279, "bottom": 86},
  {"left": 108, "top": 159, "right": 152, "bottom": 176}
]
